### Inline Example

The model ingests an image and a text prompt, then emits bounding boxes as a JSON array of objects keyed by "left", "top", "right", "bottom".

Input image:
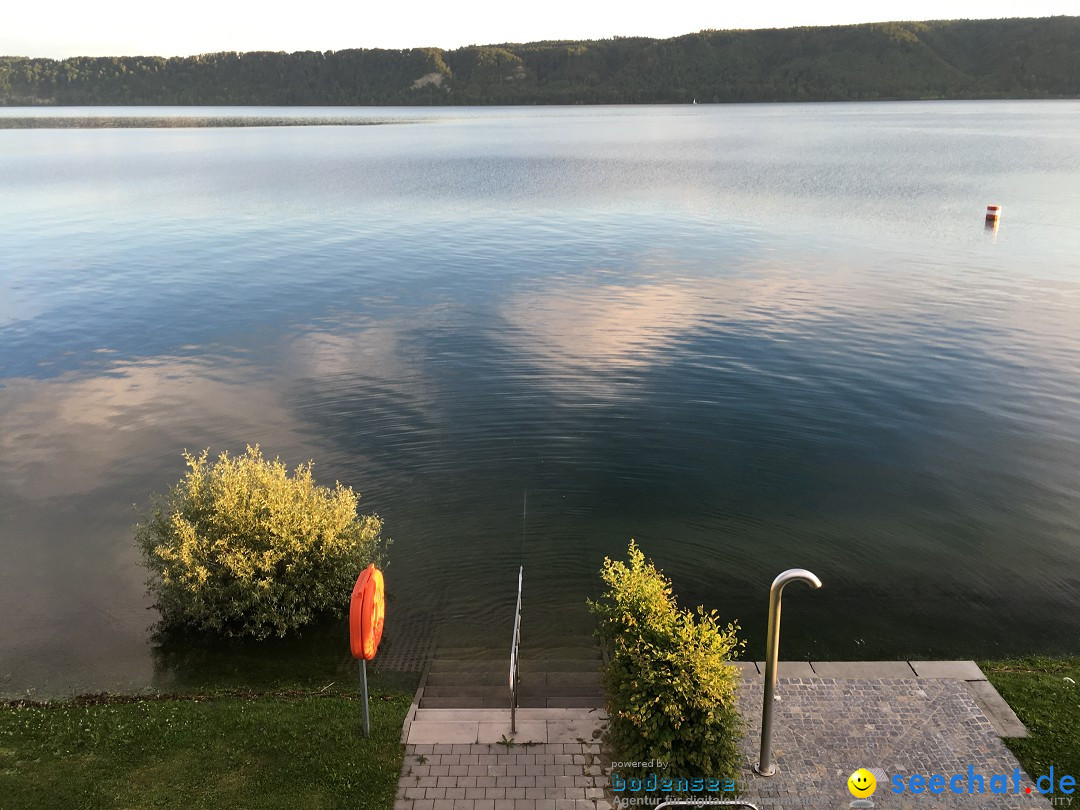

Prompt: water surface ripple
[{"left": 2, "top": 102, "right": 1079, "bottom": 695}]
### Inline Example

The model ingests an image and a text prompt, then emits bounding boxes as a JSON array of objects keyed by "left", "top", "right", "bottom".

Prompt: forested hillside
[{"left": 2, "top": 17, "right": 1077, "bottom": 105}]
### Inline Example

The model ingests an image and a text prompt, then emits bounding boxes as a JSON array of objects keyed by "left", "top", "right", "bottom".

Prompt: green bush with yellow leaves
[
  {"left": 136, "top": 446, "right": 384, "bottom": 640},
  {"left": 588, "top": 540, "right": 744, "bottom": 787}
]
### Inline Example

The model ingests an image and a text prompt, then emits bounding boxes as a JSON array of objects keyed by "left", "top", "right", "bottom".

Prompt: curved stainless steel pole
[{"left": 753, "top": 568, "right": 821, "bottom": 777}]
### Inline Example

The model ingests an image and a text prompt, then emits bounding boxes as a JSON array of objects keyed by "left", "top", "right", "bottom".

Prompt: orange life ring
[{"left": 350, "top": 563, "right": 384, "bottom": 661}]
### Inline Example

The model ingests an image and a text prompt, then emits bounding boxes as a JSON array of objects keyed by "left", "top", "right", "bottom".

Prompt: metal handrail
[
  {"left": 509, "top": 565, "right": 523, "bottom": 733},
  {"left": 654, "top": 801, "right": 760, "bottom": 809}
]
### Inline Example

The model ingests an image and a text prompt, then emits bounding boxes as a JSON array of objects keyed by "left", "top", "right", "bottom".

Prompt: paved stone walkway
[
  {"left": 396, "top": 740, "right": 611, "bottom": 810},
  {"left": 394, "top": 662, "right": 1050, "bottom": 809},
  {"left": 737, "top": 677, "right": 1048, "bottom": 809}
]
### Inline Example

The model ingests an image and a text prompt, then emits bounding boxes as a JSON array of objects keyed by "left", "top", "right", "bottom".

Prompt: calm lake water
[{"left": 2, "top": 101, "right": 1080, "bottom": 697}]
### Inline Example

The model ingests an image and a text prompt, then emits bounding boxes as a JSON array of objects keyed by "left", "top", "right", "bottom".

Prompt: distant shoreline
[
  {"left": 2, "top": 17, "right": 1077, "bottom": 108},
  {"left": 0, "top": 115, "right": 415, "bottom": 129}
]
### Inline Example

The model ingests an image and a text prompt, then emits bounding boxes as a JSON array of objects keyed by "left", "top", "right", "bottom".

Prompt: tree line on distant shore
[{"left": 2, "top": 17, "right": 1078, "bottom": 106}]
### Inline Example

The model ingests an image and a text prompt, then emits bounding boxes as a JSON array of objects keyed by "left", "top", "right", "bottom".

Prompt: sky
[{"left": 2, "top": 0, "right": 1075, "bottom": 58}]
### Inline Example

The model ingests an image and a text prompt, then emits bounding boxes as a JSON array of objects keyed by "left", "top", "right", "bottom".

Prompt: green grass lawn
[
  {"left": 981, "top": 657, "right": 1080, "bottom": 781},
  {"left": 0, "top": 618, "right": 419, "bottom": 808},
  {"left": 0, "top": 682, "right": 413, "bottom": 809}
]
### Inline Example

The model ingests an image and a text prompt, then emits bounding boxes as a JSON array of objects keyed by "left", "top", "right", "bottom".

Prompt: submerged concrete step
[
  {"left": 517, "top": 645, "right": 603, "bottom": 660},
  {"left": 418, "top": 694, "right": 606, "bottom": 709},
  {"left": 414, "top": 707, "right": 603, "bottom": 722},
  {"left": 426, "top": 670, "right": 519, "bottom": 686},
  {"left": 426, "top": 670, "right": 601, "bottom": 688},
  {"left": 424, "top": 685, "right": 511, "bottom": 698},
  {"left": 536, "top": 696, "right": 605, "bottom": 708},
  {"left": 419, "top": 696, "right": 493, "bottom": 709},
  {"left": 429, "top": 657, "right": 601, "bottom": 673},
  {"left": 521, "top": 658, "right": 601, "bottom": 672},
  {"left": 520, "top": 684, "right": 603, "bottom": 698},
  {"left": 431, "top": 645, "right": 601, "bottom": 661},
  {"left": 421, "top": 644, "right": 606, "bottom": 711},
  {"left": 544, "top": 670, "right": 601, "bottom": 686},
  {"left": 428, "top": 659, "right": 507, "bottom": 673}
]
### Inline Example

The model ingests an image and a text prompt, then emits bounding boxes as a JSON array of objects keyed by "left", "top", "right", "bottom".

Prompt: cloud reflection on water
[{"left": 0, "top": 357, "right": 320, "bottom": 502}]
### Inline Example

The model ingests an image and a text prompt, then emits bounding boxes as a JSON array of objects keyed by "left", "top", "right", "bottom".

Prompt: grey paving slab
[
  {"left": 415, "top": 709, "right": 596, "bottom": 723},
  {"left": 415, "top": 709, "right": 510, "bottom": 723},
  {"left": 754, "top": 660, "right": 816, "bottom": 678},
  {"left": 909, "top": 659, "right": 987, "bottom": 680},
  {"left": 407, "top": 709, "right": 610, "bottom": 746},
  {"left": 964, "top": 679, "right": 1030, "bottom": 738},
  {"left": 731, "top": 661, "right": 760, "bottom": 677},
  {"left": 811, "top": 660, "right": 916, "bottom": 677},
  {"left": 420, "top": 696, "right": 489, "bottom": 709},
  {"left": 544, "top": 718, "right": 606, "bottom": 744},
  {"left": 407, "top": 721, "right": 484, "bottom": 745},
  {"left": 478, "top": 721, "right": 547, "bottom": 744}
]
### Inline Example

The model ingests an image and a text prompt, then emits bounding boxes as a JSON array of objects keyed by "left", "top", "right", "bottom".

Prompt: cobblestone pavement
[
  {"left": 395, "top": 676, "right": 1049, "bottom": 809},
  {"left": 732, "top": 678, "right": 1048, "bottom": 809}
]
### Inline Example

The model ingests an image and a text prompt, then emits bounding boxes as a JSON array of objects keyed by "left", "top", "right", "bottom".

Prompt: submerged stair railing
[{"left": 509, "top": 564, "right": 523, "bottom": 733}]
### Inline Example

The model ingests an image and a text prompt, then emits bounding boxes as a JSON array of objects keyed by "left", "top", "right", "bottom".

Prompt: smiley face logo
[{"left": 848, "top": 768, "right": 877, "bottom": 798}]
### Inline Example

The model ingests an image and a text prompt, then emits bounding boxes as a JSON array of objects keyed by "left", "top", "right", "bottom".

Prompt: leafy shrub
[
  {"left": 588, "top": 540, "right": 744, "bottom": 788},
  {"left": 135, "top": 445, "right": 384, "bottom": 640}
]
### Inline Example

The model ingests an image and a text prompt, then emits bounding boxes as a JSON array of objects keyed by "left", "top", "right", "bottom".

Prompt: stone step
[
  {"left": 419, "top": 696, "right": 492, "bottom": 708},
  {"left": 418, "top": 694, "right": 605, "bottom": 709},
  {"left": 426, "top": 670, "right": 515, "bottom": 686},
  {"left": 528, "top": 696, "right": 605, "bottom": 709},
  {"left": 414, "top": 707, "right": 604, "bottom": 722},
  {"left": 543, "top": 671, "right": 602, "bottom": 686},
  {"left": 429, "top": 657, "right": 601, "bottom": 673},
  {"left": 423, "top": 685, "right": 511, "bottom": 698},
  {"left": 431, "top": 645, "right": 601, "bottom": 661},
  {"left": 428, "top": 659, "right": 506, "bottom": 673},
  {"left": 517, "top": 683, "right": 603, "bottom": 698},
  {"left": 426, "top": 670, "right": 601, "bottom": 688},
  {"left": 423, "top": 683, "right": 602, "bottom": 699},
  {"left": 421, "top": 644, "right": 606, "bottom": 711},
  {"left": 405, "top": 707, "right": 608, "bottom": 745}
]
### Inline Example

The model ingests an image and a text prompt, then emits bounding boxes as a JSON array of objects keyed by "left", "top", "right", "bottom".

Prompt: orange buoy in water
[
  {"left": 350, "top": 564, "right": 385, "bottom": 661},
  {"left": 986, "top": 204, "right": 1002, "bottom": 221}
]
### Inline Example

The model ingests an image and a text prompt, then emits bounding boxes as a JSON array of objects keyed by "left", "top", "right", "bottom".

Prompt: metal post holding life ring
[{"left": 350, "top": 563, "right": 385, "bottom": 737}]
